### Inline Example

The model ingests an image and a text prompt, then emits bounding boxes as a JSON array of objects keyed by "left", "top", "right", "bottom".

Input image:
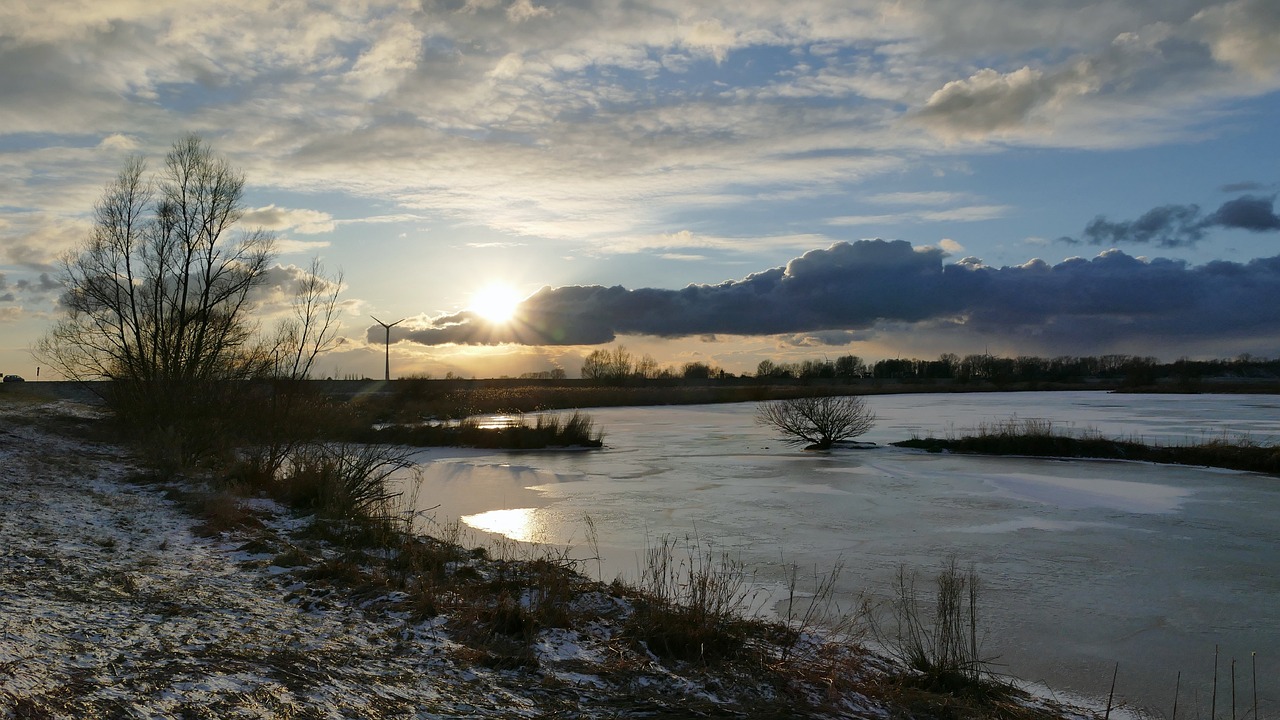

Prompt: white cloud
[
  {"left": 865, "top": 191, "right": 975, "bottom": 206},
  {"left": 827, "top": 205, "right": 1010, "bottom": 226},
  {"left": 507, "top": 0, "right": 552, "bottom": 23},
  {"left": 241, "top": 205, "right": 336, "bottom": 234},
  {"left": 274, "top": 238, "right": 333, "bottom": 255},
  {"left": 1192, "top": 0, "right": 1280, "bottom": 82},
  {"left": 921, "top": 205, "right": 1011, "bottom": 222}
]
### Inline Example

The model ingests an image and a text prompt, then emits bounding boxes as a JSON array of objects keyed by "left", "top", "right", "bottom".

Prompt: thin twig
[{"left": 1105, "top": 662, "right": 1119, "bottom": 720}]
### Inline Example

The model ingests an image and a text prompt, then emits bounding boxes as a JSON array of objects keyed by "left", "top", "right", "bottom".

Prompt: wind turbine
[{"left": 371, "top": 315, "right": 405, "bottom": 381}]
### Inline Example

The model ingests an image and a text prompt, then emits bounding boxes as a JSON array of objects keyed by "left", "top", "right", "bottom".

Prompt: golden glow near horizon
[{"left": 470, "top": 283, "right": 522, "bottom": 324}]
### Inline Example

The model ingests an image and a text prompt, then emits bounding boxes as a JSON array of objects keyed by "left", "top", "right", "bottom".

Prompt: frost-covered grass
[{"left": 0, "top": 397, "right": 1103, "bottom": 719}]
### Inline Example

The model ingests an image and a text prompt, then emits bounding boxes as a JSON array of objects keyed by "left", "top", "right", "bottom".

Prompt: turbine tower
[{"left": 371, "top": 315, "right": 405, "bottom": 381}]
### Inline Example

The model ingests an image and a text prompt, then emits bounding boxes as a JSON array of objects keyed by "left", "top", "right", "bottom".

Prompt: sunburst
[{"left": 470, "top": 283, "right": 522, "bottom": 324}]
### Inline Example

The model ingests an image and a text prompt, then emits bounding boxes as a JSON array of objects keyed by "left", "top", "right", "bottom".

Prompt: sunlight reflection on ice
[{"left": 461, "top": 507, "right": 545, "bottom": 542}]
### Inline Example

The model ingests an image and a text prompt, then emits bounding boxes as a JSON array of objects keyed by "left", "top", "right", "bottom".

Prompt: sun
[{"left": 470, "top": 283, "right": 522, "bottom": 324}]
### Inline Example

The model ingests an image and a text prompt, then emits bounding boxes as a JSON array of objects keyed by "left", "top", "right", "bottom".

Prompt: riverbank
[{"left": 0, "top": 396, "right": 1101, "bottom": 719}]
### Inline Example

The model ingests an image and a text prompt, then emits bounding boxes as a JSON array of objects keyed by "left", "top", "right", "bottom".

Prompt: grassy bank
[{"left": 893, "top": 418, "right": 1280, "bottom": 476}]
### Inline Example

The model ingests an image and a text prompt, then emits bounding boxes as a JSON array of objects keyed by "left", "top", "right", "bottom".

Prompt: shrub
[
  {"left": 756, "top": 395, "right": 876, "bottom": 450},
  {"left": 274, "top": 443, "right": 415, "bottom": 520}
]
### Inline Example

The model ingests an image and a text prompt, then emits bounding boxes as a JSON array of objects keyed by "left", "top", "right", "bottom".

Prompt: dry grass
[{"left": 895, "top": 416, "right": 1280, "bottom": 476}]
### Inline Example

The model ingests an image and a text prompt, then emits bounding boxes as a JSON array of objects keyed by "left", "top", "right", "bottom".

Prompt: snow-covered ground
[{"left": 0, "top": 399, "right": 575, "bottom": 716}]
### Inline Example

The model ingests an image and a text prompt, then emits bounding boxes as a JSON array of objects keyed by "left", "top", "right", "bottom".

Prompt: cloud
[
  {"left": 248, "top": 263, "right": 354, "bottom": 321},
  {"left": 1204, "top": 195, "right": 1280, "bottom": 232},
  {"left": 380, "top": 239, "right": 1280, "bottom": 352},
  {"left": 15, "top": 273, "right": 60, "bottom": 295},
  {"left": 1220, "top": 181, "right": 1270, "bottom": 193},
  {"left": 864, "top": 191, "right": 975, "bottom": 206},
  {"left": 916, "top": 67, "right": 1075, "bottom": 139},
  {"left": 273, "top": 238, "right": 333, "bottom": 255},
  {"left": 827, "top": 204, "right": 1009, "bottom": 226},
  {"left": 241, "top": 205, "right": 336, "bottom": 234},
  {"left": 1192, "top": 0, "right": 1280, "bottom": 81},
  {"left": 1065, "top": 195, "right": 1280, "bottom": 246},
  {"left": 2, "top": 0, "right": 1279, "bottom": 297},
  {"left": 1076, "top": 204, "right": 1207, "bottom": 248},
  {"left": 0, "top": 271, "right": 61, "bottom": 308}
]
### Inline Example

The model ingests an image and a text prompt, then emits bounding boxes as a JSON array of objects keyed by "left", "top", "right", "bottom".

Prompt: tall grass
[
  {"left": 627, "top": 534, "right": 761, "bottom": 662},
  {"left": 879, "top": 556, "right": 994, "bottom": 693}
]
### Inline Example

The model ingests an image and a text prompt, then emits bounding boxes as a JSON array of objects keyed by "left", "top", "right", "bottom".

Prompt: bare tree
[
  {"left": 755, "top": 395, "right": 876, "bottom": 450},
  {"left": 580, "top": 344, "right": 634, "bottom": 382},
  {"left": 271, "top": 257, "right": 344, "bottom": 381},
  {"left": 36, "top": 135, "right": 346, "bottom": 469},
  {"left": 39, "top": 134, "right": 273, "bottom": 387}
]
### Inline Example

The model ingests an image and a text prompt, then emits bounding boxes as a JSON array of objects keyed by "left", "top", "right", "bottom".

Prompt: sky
[{"left": 2, "top": 0, "right": 1279, "bottom": 380}]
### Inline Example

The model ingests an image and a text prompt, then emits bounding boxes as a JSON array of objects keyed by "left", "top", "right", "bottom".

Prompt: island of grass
[
  {"left": 892, "top": 418, "right": 1280, "bottom": 476},
  {"left": 361, "top": 410, "right": 604, "bottom": 449}
]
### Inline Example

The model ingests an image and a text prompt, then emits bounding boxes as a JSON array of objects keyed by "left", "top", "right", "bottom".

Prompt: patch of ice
[
  {"left": 984, "top": 472, "right": 1191, "bottom": 513},
  {"left": 784, "top": 483, "right": 852, "bottom": 496},
  {"left": 956, "top": 517, "right": 1119, "bottom": 534}
]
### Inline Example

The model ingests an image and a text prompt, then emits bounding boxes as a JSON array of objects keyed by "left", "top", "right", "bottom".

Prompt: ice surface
[
  {"left": 393, "top": 391, "right": 1280, "bottom": 716},
  {"left": 983, "top": 471, "right": 1192, "bottom": 513}
]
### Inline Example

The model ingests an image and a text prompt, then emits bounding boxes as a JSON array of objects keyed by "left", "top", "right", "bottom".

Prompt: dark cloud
[
  {"left": 1204, "top": 195, "right": 1280, "bottom": 232},
  {"left": 377, "top": 240, "right": 1280, "bottom": 353},
  {"left": 372, "top": 241, "right": 954, "bottom": 347},
  {"left": 0, "top": 272, "right": 61, "bottom": 303},
  {"left": 15, "top": 273, "right": 61, "bottom": 294},
  {"left": 1220, "top": 181, "right": 1270, "bottom": 193},
  {"left": 1064, "top": 195, "right": 1280, "bottom": 246}
]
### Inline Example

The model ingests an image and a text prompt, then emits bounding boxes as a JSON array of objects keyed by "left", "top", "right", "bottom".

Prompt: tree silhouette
[{"left": 756, "top": 395, "right": 876, "bottom": 450}]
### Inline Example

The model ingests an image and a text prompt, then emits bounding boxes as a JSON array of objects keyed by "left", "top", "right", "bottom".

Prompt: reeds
[
  {"left": 894, "top": 416, "right": 1280, "bottom": 476},
  {"left": 366, "top": 410, "right": 604, "bottom": 449},
  {"left": 879, "top": 555, "right": 993, "bottom": 691}
]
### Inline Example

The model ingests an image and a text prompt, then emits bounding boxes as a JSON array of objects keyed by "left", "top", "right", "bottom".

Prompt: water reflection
[{"left": 461, "top": 507, "right": 545, "bottom": 542}]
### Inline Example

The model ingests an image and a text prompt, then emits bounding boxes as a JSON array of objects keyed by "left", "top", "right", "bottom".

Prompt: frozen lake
[{"left": 394, "top": 391, "right": 1280, "bottom": 716}]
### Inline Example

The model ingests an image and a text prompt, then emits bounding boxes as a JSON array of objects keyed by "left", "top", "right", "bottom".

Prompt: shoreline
[{"left": 0, "top": 396, "right": 1104, "bottom": 719}]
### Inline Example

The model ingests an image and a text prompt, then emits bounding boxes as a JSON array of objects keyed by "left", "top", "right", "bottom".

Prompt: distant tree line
[
  {"left": 580, "top": 345, "right": 726, "bottom": 382},
  {"left": 576, "top": 345, "right": 1280, "bottom": 386}
]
